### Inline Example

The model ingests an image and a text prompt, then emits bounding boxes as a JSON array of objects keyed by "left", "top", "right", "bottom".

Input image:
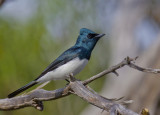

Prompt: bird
[{"left": 8, "top": 28, "right": 105, "bottom": 98}]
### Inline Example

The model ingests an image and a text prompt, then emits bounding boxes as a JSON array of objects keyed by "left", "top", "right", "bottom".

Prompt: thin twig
[
  {"left": 128, "top": 62, "right": 160, "bottom": 74},
  {"left": 83, "top": 57, "right": 134, "bottom": 85},
  {"left": 83, "top": 57, "right": 160, "bottom": 85}
]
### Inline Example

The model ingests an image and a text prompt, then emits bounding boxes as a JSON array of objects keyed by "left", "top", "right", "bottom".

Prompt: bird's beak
[{"left": 95, "top": 33, "right": 105, "bottom": 38}]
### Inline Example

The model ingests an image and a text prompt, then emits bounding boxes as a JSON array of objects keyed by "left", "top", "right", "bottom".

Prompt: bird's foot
[
  {"left": 65, "top": 79, "right": 70, "bottom": 86},
  {"left": 65, "top": 79, "right": 70, "bottom": 82},
  {"left": 65, "top": 73, "right": 81, "bottom": 85},
  {"left": 68, "top": 73, "right": 81, "bottom": 82}
]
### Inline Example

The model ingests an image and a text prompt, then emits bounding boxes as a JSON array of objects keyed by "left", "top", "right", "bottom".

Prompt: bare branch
[
  {"left": 128, "top": 62, "right": 160, "bottom": 74},
  {"left": 69, "top": 80, "right": 138, "bottom": 115},
  {"left": 0, "top": 88, "right": 70, "bottom": 111},
  {"left": 0, "top": 57, "right": 157, "bottom": 114},
  {"left": 83, "top": 57, "right": 160, "bottom": 85}
]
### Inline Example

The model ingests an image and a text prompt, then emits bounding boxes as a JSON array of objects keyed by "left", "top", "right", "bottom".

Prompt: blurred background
[{"left": 0, "top": 0, "right": 160, "bottom": 115}]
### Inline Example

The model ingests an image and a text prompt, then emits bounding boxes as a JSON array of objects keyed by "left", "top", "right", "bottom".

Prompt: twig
[
  {"left": 128, "top": 62, "right": 160, "bottom": 74},
  {"left": 83, "top": 57, "right": 160, "bottom": 85},
  {"left": 29, "top": 81, "right": 50, "bottom": 94}
]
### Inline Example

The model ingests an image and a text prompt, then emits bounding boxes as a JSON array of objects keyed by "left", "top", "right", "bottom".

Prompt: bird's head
[{"left": 75, "top": 28, "right": 105, "bottom": 51}]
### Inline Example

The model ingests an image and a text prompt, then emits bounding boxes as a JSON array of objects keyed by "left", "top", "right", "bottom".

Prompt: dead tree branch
[
  {"left": 83, "top": 56, "right": 160, "bottom": 85},
  {"left": 0, "top": 57, "right": 159, "bottom": 115}
]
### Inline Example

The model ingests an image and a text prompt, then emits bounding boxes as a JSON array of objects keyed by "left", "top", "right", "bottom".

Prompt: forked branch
[{"left": 0, "top": 57, "right": 158, "bottom": 115}]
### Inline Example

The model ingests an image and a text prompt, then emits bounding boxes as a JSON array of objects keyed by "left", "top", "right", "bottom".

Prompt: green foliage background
[{"left": 0, "top": 0, "right": 110, "bottom": 115}]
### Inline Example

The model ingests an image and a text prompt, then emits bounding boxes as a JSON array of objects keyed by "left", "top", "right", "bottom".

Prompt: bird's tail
[{"left": 8, "top": 81, "right": 37, "bottom": 98}]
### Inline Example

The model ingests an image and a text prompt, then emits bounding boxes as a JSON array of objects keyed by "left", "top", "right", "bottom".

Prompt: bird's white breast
[{"left": 37, "top": 58, "right": 88, "bottom": 83}]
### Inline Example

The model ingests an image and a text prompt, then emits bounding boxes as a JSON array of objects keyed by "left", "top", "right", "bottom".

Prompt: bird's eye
[{"left": 87, "top": 33, "right": 98, "bottom": 39}]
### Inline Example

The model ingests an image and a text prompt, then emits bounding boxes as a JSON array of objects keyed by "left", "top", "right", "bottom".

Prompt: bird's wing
[{"left": 34, "top": 47, "right": 82, "bottom": 80}]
